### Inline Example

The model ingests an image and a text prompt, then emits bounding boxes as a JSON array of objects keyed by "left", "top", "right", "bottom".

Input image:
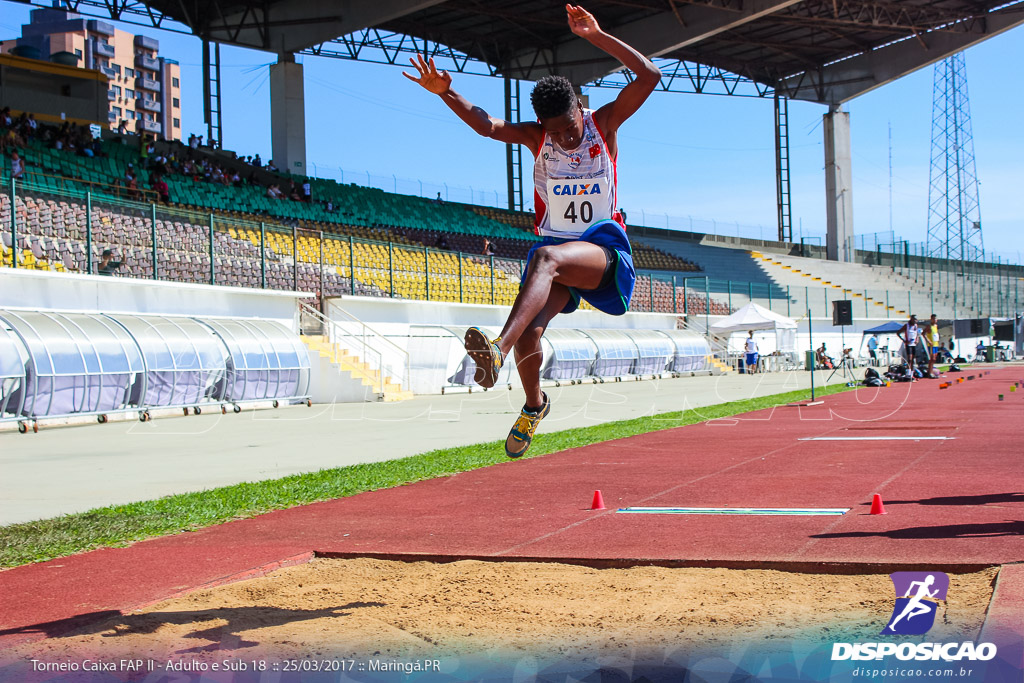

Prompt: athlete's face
[{"left": 540, "top": 100, "right": 585, "bottom": 150}]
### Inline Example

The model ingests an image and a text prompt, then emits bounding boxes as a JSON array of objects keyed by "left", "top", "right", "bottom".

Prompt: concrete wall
[
  {"left": 0, "top": 268, "right": 303, "bottom": 328},
  {"left": 331, "top": 295, "right": 679, "bottom": 331}
]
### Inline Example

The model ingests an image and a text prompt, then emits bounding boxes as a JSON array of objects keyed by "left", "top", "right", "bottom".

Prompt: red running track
[{"left": 2, "top": 366, "right": 1023, "bottom": 649}]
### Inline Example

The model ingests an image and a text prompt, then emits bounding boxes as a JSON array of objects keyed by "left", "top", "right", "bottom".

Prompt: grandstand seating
[
  {"left": 3, "top": 183, "right": 736, "bottom": 317},
  {"left": 633, "top": 235, "right": 788, "bottom": 298},
  {"left": 632, "top": 274, "right": 730, "bottom": 316},
  {"left": 749, "top": 251, "right": 996, "bottom": 320},
  {"left": 7, "top": 120, "right": 1016, "bottom": 327},
  {"left": 1, "top": 120, "right": 729, "bottom": 316}
]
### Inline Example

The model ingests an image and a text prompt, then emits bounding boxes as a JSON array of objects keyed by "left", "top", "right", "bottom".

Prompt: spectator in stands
[
  {"left": 0, "top": 107, "right": 10, "bottom": 128},
  {"left": 482, "top": 238, "right": 496, "bottom": 256},
  {"left": 253, "top": 153, "right": 262, "bottom": 167},
  {"left": 117, "top": 120, "right": 129, "bottom": 135},
  {"left": 152, "top": 174, "right": 170, "bottom": 204},
  {"left": 266, "top": 159, "right": 278, "bottom": 172},
  {"left": 267, "top": 184, "right": 285, "bottom": 199},
  {"left": 436, "top": 234, "right": 449, "bottom": 250},
  {"left": 13, "top": 112, "right": 27, "bottom": 135},
  {"left": 97, "top": 249, "right": 122, "bottom": 276},
  {"left": 434, "top": 192, "right": 444, "bottom": 204},
  {"left": 26, "top": 114, "right": 37, "bottom": 138},
  {"left": 288, "top": 181, "right": 301, "bottom": 201},
  {"left": 3, "top": 125, "right": 25, "bottom": 152},
  {"left": 405, "top": 4, "right": 659, "bottom": 458},
  {"left": 9, "top": 150, "right": 25, "bottom": 180},
  {"left": 123, "top": 163, "right": 140, "bottom": 200}
]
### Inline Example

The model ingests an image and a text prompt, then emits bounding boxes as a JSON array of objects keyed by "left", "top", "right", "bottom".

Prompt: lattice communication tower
[{"left": 926, "top": 52, "right": 983, "bottom": 267}]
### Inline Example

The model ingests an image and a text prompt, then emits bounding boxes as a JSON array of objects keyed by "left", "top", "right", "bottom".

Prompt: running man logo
[{"left": 882, "top": 571, "right": 949, "bottom": 635}]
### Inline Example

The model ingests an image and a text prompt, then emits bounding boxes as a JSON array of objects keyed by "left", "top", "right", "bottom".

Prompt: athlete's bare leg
[
  {"left": 494, "top": 241, "right": 608, "bottom": 361},
  {"left": 512, "top": 284, "right": 572, "bottom": 409}
]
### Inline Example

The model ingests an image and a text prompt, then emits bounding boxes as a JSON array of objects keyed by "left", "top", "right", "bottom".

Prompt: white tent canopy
[{"left": 710, "top": 302, "right": 798, "bottom": 353}]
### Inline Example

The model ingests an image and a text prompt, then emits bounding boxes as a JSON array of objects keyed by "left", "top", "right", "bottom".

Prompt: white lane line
[
  {"left": 618, "top": 507, "right": 849, "bottom": 516},
  {"left": 798, "top": 436, "right": 954, "bottom": 441}
]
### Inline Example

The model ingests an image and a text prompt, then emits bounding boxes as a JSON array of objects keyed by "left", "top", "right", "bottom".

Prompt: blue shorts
[
  {"left": 746, "top": 352, "right": 759, "bottom": 367},
  {"left": 522, "top": 220, "right": 636, "bottom": 316}
]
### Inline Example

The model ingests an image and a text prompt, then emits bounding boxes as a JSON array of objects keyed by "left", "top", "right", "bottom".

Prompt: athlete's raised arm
[
  {"left": 566, "top": 5, "right": 661, "bottom": 145},
  {"left": 403, "top": 54, "right": 542, "bottom": 155}
]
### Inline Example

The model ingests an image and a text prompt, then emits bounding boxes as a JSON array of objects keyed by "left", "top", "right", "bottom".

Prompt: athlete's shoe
[
  {"left": 505, "top": 393, "right": 550, "bottom": 459},
  {"left": 464, "top": 327, "right": 504, "bottom": 388}
]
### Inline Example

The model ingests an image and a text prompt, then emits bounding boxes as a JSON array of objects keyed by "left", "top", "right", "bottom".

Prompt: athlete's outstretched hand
[
  {"left": 402, "top": 54, "right": 451, "bottom": 95},
  {"left": 566, "top": 4, "right": 601, "bottom": 39}
]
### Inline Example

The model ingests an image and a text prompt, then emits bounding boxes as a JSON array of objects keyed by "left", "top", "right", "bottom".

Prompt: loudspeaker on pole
[{"left": 832, "top": 300, "right": 853, "bottom": 326}]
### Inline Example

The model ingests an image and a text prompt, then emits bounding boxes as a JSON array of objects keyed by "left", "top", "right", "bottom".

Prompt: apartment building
[{"left": 0, "top": 7, "right": 182, "bottom": 140}]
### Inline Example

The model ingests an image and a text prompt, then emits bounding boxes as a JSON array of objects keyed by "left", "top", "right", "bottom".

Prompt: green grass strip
[{"left": 0, "top": 382, "right": 855, "bottom": 568}]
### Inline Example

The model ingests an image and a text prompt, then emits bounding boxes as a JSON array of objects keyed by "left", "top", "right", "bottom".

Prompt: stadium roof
[{"left": 53, "top": 0, "right": 1024, "bottom": 104}]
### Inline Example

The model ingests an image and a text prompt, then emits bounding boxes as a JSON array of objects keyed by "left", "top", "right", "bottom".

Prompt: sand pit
[{"left": 8, "top": 558, "right": 998, "bottom": 670}]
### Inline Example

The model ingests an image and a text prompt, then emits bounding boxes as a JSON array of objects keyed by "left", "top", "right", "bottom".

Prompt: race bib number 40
[{"left": 547, "top": 179, "right": 609, "bottom": 233}]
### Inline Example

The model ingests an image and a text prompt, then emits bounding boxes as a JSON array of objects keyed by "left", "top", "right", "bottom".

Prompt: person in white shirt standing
[
  {"left": 744, "top": 331, "right": 760, "bottom": 374},
  {"left": 899, "top": 314, "right": 921, "bottom": 375},
  {"left": 404, "top": 4, "right": 660, "bottom": 458}
]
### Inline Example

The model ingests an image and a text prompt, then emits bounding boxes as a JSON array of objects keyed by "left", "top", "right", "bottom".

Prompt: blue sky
[{"left": 2, "top": 4, "right": 1021, "bottom": 263}]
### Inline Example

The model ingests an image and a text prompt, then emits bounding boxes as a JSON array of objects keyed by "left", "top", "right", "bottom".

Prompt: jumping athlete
[{"left": 404, "top": 4, "right": 660, "bottom": 459}]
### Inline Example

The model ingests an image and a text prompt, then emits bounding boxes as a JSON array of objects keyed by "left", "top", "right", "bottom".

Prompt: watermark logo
[
  {"left": 831, "top": 570, "right": 997, "bottom": 664},
  {"left": 882, "top": 571, "right": 949, "bottom": 635}
]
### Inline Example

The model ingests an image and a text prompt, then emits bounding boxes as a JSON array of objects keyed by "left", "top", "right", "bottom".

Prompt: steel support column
[
  {"left": 774, "top": 93, "right": 792, "bottom": 242},
  {"left": 504, "top": 76, "right": 523, "bottom": 212}
]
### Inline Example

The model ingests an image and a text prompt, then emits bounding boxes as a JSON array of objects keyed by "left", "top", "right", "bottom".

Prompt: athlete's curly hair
[{"left": 530, "top": 75, "right": 577, "bottom": 120}]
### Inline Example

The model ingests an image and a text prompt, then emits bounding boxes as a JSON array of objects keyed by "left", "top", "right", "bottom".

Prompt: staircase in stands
[{"left": 301, "top": 335, "right": 413, "bottom": 402}]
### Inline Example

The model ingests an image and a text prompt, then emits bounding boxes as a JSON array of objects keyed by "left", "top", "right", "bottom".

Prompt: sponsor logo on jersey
[{"left": 551, "top": 183, "right": 602, "bottom": 196}]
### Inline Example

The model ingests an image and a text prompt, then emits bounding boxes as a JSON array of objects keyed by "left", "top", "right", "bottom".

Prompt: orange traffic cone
[
  {"left": 870, "top": 494, "right": 887, "bottom": 515},
  {"left": 590, "top": 490, "right": 606, "bottom": 510}
]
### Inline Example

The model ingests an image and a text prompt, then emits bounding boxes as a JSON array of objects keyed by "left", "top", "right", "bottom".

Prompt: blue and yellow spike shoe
[
  {"left": 464, "top": 327, "right": 504, "bottom": 388},
  {"left": 505, "top": 392, "right": 551, "bottom": 459}
]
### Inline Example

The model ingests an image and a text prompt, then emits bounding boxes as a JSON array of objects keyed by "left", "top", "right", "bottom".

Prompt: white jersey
[
  {"left": 745, "top": 338, "right": 758, "bottom": 354},
  {"left": 533, "top": 109, "right": 622, "bottom": 238}
]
